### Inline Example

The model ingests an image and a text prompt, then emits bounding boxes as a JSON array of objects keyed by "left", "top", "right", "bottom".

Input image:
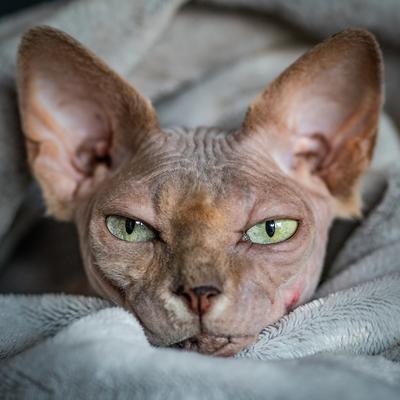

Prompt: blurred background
[{"left": 0, "top": 0, "right": 55, "bottom": 16}]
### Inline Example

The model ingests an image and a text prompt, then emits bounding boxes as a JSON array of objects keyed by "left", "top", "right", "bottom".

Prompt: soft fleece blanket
[{"left": 0, "top": 1, "right": 400, "bottom": 399}]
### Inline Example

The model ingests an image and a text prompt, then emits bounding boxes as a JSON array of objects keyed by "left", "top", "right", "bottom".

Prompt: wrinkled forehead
[
  {"left": 132, "top": 126, "right": 286, "bottom": 184},
  {"left": 96, "top": 127, "right": 311, "bottom": 226},
  {"left": 132, "top": 127, "right": 273, "bottom": 204},
  {"left": 145, "top": 126, "right": 304, "bottom": 197}
]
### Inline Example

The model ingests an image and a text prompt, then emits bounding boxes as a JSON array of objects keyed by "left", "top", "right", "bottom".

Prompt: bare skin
[{"left": 16, "top": 27, "right": 382, "bottom": 356}]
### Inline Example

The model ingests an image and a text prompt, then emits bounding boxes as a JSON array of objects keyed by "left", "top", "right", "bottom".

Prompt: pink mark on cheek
[{"left": 286, "top": 288, "right": 301, "bottom": 313}]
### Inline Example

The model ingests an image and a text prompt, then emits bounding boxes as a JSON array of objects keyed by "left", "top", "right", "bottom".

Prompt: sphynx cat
[{"left": 16, "top": 27, "right": 382, "bottom": 356}]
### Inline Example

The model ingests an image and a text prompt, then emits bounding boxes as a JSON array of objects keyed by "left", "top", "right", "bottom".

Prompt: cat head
[{"left": 17, "top": 27, "right": 382, "bottom": 356}]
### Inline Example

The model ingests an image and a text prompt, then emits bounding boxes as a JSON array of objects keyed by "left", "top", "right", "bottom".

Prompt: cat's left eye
[
  {"left": 244, "top": 219, "right": 298, "bottom": 245},
  {"left": 106, "top": 215, "right": 156, "bottom": 242}
]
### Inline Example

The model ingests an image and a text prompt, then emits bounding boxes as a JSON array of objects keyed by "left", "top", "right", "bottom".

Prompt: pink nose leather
[{"left": 177, "top": 285, "right": 221, "bottom": 315}]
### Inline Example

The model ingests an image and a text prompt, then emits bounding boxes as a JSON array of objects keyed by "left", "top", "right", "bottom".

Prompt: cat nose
[{"left": 175, "top": 285, "right": 221, "bottom": 316}]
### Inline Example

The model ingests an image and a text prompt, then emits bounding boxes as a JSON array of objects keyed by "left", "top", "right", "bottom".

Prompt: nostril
[
  {"left": 175, "top": 285, "right": 192, "bottom": 303},
  {"left": 192, "top": 285, "right": 221, "bottom": 298},
  {"left": 174, "top": 285, "right": 221, "bottom": 316}
]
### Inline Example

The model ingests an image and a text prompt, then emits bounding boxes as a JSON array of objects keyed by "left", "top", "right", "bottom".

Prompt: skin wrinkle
[
  {"left": 17, "top": 27, "right": 383, "bottom": 356},
  {"left": 250, "top": 273, "right": 275, "bottom": 304}
]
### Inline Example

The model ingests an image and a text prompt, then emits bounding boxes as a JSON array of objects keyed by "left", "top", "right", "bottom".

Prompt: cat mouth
[{"left": 172, "top": 333, "right": 255, "bottom": 357}]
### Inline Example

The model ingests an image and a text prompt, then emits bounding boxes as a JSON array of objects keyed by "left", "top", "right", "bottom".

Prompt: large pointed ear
[
  {"left": 242, "top": 29, "right": 383, "bottom": 217},
  {"left": 17, "top": 26, "right": 160, "bottom": 220}
]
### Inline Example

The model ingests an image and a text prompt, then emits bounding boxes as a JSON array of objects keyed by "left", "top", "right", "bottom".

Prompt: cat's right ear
[
  {"left": 240, "top": 29, "right": 382, "bottom": 217},
  {"left": 17, "top": 26, "right": 160, "bottom": 220}
]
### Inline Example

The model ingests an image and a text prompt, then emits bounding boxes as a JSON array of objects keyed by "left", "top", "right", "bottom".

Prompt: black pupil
[
  {"left": 265, "top": 220, "right": 275, "bottom": 237},
  {"left": 125, "top": 219, "right": 136, "bottom": 235}
]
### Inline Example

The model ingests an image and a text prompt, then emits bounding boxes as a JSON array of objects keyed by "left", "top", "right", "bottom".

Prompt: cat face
[
  {"left": 17, "top": 27, "right": 382, "bottom": 355},
  {"left": 75, "top": 127, "right": 332, "bottom": 354}
]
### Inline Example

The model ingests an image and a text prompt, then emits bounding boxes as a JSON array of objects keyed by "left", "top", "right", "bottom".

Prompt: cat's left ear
[
  {"left": 17, "top": 26, "right": 160, "bottom": 220},
  {"left": 241, "top": 29, "right": 383, "bottom": 217}
]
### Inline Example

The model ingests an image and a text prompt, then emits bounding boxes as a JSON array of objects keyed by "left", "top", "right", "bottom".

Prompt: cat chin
[{"left": 171, "top": 333, "right": 256, "bottom": 357}]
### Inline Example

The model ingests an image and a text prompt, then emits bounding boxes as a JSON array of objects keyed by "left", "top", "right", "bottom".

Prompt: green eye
[
  {"left": 244, "top": 219, "right": 298, "bottom": 245},
  {"left": 106, "top": 216, "right": 156, "bottom": 242}
]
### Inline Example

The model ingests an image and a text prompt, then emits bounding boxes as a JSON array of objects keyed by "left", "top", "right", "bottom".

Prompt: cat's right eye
[{"left": 106, "top": 215, "right": 156, "bottom": 242}]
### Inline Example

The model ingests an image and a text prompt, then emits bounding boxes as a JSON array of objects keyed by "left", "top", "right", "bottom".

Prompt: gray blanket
[{"left": 0, "top": 1, "right": 400, "bottom": 399}]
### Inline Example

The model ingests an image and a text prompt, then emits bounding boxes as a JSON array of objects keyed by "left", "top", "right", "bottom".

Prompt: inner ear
[
  {"left": 32, "top": 70, "right": 113, "bottom": 174},
  {"left": 242, "top": 29, "right": 383, "bottom": 217},
  {"left": 17, "top": 26, "right": 160, "bottom": 220}
]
